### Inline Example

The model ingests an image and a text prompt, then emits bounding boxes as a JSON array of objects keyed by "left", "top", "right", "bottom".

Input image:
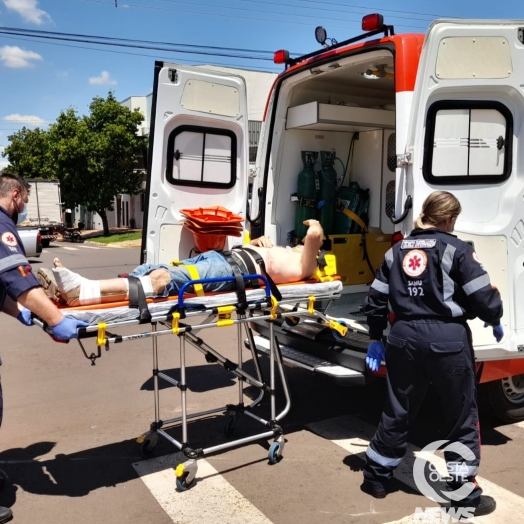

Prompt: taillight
[
  {"left": 274, "top": 50, "right": 290, "bottom": 65},
  {"left": 362, "top": 13, "right": 385, "bottom": 32},
  {"left": 391, "top": 231, "right": 404, "bottom": 246},
  {"left": 37, "top": 232, "right": 42, "bottom": 245}
]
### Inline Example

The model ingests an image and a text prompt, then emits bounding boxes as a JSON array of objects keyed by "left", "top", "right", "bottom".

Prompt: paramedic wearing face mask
[
  {"left": 360, "top": 191, "right": 503, "bottom": 518},
  {"left": 0, "top": 174, "right": 88, "bottom": 523}
]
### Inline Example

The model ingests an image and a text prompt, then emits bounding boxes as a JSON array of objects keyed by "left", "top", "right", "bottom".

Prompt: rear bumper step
[{"left": 252, "top": 335, "right": 366, "bottom": 386}]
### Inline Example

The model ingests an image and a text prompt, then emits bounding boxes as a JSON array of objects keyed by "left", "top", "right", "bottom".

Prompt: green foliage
[
  {"left": 47, "top": 92, "right": 145, "bottom": 235},
  {"left": 88, "top": 231, "right": 142, "bottom": 244},
  {"left": 2, "top": 92, "right": 146, "bottom": 236},
  {"left": 2, "top": 127, "right": 55, "bottom": 179}
]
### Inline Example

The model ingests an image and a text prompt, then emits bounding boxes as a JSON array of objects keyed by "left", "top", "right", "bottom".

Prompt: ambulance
[{"left": 143, "top": 15, "right": 524, "bottom": 423}]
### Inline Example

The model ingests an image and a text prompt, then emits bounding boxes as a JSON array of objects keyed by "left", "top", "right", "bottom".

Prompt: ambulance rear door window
[
  {"left": 166, "top": 124, "right": 236, "bottom": 189},
  {"left": 423, "top": 100, "right": 512, "bottom": 184}
]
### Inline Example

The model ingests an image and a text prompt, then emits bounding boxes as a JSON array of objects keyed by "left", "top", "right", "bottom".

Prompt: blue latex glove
[
  {"left": 17, "top": 307, "right": 33, "bottom": 326},
  {"left": 50, "top": 316, "right": 89, "bottom": 341},
  {"left": 366, "top": 341, "right": 385, "bottom": 372},
  {"left": 484, "top": 322, "right": 504, "bottom": 343},
  {"left": 492, "top": 324, "right": 504, "bottom": 343}
]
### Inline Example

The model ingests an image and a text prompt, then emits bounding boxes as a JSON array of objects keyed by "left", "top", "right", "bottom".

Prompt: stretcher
[{"left": 34, "top": 273, "right": 344, "bottom": 491}]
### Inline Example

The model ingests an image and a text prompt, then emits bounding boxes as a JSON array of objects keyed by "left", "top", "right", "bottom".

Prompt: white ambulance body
[{"left": 144, "top": 16, "right": 524, "bottom": 421}]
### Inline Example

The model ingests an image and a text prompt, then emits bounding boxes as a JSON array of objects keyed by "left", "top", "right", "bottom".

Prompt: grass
[{"left": 88, "top": 231, "right": 142, "bottom": 244}]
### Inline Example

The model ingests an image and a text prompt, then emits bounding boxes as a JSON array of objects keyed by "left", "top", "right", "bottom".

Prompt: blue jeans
[{"left": 129, "top": 250, "right": 237, "bottom": 296}]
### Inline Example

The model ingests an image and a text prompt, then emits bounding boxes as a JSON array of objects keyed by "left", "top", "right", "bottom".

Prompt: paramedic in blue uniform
[
  {"left": 361, "top": 191, "right": 502, "bottom": 518},
  {"left": 0, "top": 174, "right": 88, "bottom": 524}
]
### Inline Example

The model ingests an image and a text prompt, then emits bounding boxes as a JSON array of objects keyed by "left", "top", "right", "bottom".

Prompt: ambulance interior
[{"left": 267, "top": 49, "right": 397, "bottom": 297}]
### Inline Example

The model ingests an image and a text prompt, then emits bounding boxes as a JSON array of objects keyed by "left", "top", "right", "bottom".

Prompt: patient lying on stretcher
[{"left": 37, "top": 220, "right": 324, "bottom": 307}]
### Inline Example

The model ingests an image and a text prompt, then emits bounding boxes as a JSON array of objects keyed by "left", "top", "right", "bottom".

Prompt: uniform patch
[
  {"left": 402, "top": 249, "right": 427, "bottom": 277},
  {"left": 472, "top": 251, "right": 485, "bottom": 269},
  {"left": 2, "top": 232, "right": 18, "bottom": 247},
  {"left": 401, "top": 239, "right": 436, "bottom": 249}
]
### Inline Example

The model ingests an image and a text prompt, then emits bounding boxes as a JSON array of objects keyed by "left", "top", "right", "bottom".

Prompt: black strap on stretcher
[
  {"left": 221, "top": 251, "right": 248, "bottom": 310},
  {"left": 241, "top": 247, "right": 282, "bottom": 301},
  {"left": 127, "top": 276, "right": 152, "bottom": 323}
]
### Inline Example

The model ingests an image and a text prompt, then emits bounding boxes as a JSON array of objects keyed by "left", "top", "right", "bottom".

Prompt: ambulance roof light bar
[{"left": 274, "top": 13, "right": 395, "bottom": 68}]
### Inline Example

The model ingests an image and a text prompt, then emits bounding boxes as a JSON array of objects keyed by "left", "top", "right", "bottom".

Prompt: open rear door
[
  {"left": 406, "top": 20, "right": 524, "bottom": 349},
  {"left": 143, "top": 62, "right": 248, "bottom": 264}
]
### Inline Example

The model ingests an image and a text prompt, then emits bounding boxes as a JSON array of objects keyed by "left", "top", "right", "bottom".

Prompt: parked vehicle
[
  {"left": 22, "top": 179, "right": 63, "bottom": 247},
  {"left": 17, "top": 227, "right": 42, "bottom": 258},
  {"left": 143, "top": 16, "right": 524, "bottom": 422}
]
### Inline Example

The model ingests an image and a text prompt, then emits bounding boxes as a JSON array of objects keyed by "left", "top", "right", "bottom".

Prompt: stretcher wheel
[
  {"left": 332, "top": 320, "right": 348, "bottom": 341},
  {"left": 139, "top": 439, "right": 156, "bottom": 458},
  {"left": 224, "top": 414, "right": 237, "bottom": 436},
  {"left": 268, "top": 441, "right": 282, "bottom": 464},
  {"left": 176, "top": 474, "right": 196, "bottom": 492}
]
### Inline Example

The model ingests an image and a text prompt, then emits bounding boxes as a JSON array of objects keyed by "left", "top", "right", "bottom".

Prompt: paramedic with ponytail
[{"left": 360, "top": 191, "right": 503, "bottom": 517}]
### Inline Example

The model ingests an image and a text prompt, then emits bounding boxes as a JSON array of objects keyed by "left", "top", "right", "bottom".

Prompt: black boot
[
  {"left": 360, "top": 478, "right": 387, "bottom": 499},
  {"left": 0, "top": 506, "right": 12, "bottom": 524},
  {"left": 472, "top": 495, "right": 496, "bottom": 517}
]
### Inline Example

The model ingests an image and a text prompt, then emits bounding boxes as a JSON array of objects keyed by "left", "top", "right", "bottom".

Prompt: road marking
[
  {"left": 307, "top": 414, "right": 524, "bottom": 523},
  {"left": 133, "top": 451, "right": 273, "bottom": 524}
]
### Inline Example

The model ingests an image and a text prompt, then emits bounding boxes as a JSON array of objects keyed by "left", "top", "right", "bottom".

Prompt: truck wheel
[
  {"left": 481, "top": 375, "right": 524, "bottom": 423},
  {"left": 41, "top": 239, "right": 50, "bottom": 248}
]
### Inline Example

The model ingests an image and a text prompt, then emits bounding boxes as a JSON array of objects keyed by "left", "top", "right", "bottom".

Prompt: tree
[
  {"left": 48, "top": 92, "right": 145, "bottom": 235},
  {"left": 2, "top": 127, "right": 55, "bottom": 179}
]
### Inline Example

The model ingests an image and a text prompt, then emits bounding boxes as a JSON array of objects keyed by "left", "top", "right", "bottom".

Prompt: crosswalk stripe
[
  {"left": 307, "top": 414, "right": 524, "bottom": 523},
  {"left": 133, "top": 451, "right": 273, "bottom": 524}
]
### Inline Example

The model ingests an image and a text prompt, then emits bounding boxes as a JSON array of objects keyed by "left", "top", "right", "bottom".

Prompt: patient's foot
[{"left": 50, "top": 258, "right": 101, "bottom": 306}]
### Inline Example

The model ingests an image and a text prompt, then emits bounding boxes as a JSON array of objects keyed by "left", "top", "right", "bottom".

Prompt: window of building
[
  {"left": 166, "top": 125, "right": 236, "bottom": 189},
  {"left": 423, "top": 101, "right": 512, "bottom": 184}
]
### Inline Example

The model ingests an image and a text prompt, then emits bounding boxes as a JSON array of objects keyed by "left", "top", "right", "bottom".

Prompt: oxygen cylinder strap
[
  {"left": 336, "top": 204, "right": 368, "bottom": 233},
  {"left": 242, "top": 247, "right": 282, "bottom": 301},
  {"left": 127, "top": 276, "right": 152, "bottom": 323},
  {"left": 297, "top": 197, "right": 316, "bottom": 208}
]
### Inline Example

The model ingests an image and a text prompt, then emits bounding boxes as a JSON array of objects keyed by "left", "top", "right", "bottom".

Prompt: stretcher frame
[{"left": 35, "top": 273, "right": 344, "bottom": 491}]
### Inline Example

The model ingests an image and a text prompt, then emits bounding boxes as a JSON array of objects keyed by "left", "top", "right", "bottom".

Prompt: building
[{"left": 87, "top": 66, "right": 277, "bottom": 231}]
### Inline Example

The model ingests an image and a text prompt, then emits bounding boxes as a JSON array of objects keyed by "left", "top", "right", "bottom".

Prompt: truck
[
  {"left": 21, "top": 179, "right": 63, "bottom": 247},
  {"left": 142, "top": 16, "right": 524, "bottom": 423}
]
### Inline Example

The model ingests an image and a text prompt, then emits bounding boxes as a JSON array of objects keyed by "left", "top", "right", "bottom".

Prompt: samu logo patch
[
  {"left": 1, "top": 231, "right": 18, "bottom": 247},
  {"left": 402, "top": 249, "right": 427, "bottom": 277}
]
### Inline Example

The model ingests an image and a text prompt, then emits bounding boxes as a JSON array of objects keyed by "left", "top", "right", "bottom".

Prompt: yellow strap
[
  {"left": 169, "top": 261, "right": 204, "bottom": 297},
  {"left": 342, "top": 208, "right": 368, "bottom": 232},
  {"left": 184, "top": 264, "right": 204, "bottom": 296},
  {"left": 97, "top": 322, "right": 107, "bottom": 346}
]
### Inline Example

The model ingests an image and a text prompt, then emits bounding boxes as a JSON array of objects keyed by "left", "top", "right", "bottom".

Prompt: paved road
[{"left": 0, "top": 242, "right": 522, "bottom": 523}]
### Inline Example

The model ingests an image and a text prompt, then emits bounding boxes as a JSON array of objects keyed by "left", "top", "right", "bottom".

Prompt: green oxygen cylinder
[
  {"left": 294, "top": 151, "right": 319, "bottom": 239},
  {"left": 318, "top": 150, "right": 338, "bottom": 235}
]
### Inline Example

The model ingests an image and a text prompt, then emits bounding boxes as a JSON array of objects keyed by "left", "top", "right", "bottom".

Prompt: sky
[{"left": 0, "top": 0, "right": 523, "bottom": 169}]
